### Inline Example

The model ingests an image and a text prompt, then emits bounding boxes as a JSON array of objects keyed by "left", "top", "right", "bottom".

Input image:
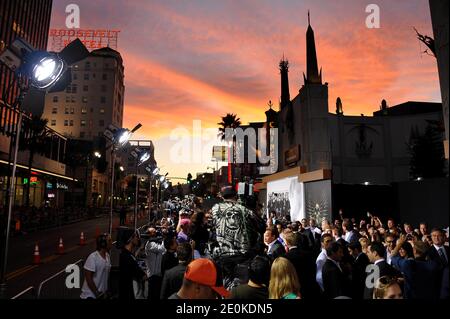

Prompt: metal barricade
[
  {"left": 11, "top": 286, "right": 36, "bottom": 299},
  {"left": 37, "top": 259, "right": 84, "bottom": 299}
]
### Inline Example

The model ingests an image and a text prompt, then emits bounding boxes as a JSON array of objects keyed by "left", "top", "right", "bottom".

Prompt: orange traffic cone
[
  {"left": 32, "top": 243, "right": 41, "bottom": 265},
  {"left": 79, "top": 232, "right": 86, "bottom": 246},
  {"left": 57, "top": 237, "right": 65, "bottom": 255}
]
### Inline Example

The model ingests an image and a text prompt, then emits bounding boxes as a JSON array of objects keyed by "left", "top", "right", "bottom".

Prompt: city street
[{"left": 4, "top": 213, "right": 148, "bottom": 299}]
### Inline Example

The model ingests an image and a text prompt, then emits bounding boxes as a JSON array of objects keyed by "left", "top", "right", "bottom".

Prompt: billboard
[
  {"left": 266, "top": 176, "right": 305, "bottom": 222},
  {"left": 304, "top": 179, "right": 332, "bottom": 222},
  {"left": 212, "top": 146, "right": 227, "bottom": 162},
  {"left": 49, "top": 29, "right": 120, "bottom": 52}
]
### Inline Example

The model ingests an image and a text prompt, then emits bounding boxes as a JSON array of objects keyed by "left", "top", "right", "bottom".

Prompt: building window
[
  {"left": 70, "top": 108, "right": 75, "bottom": 114},
  {"left": 85, "top": 61, "right": 91, "bottom": 69},
  {"left": 64, "top": 120, "right": 68, "bottom": 126},
  {"left": 102, "top": 73, "right": 107, "bottom": 80},
  {"left": 72, "top": 96, "right": 76, "bottom": 103},
  {"left": 101, "top": 85, "right": 107, "bottom": 92},
  {"left": 53, "top": 96, "right": 58, "bottom": 103},
  {"left": 82, "top": 96, "right": 88, "bottom": 103},
  {"left": 100, "top": 108, "right": 105, "bottom": 114},
  {"left": 69, "top": 120, "right": 74, "bottom": 126},
  {"left": 66, "top": 84, "right": 77, "bottom": 94},
  {"left": 80, "top": 132, "right": 85, "bottom": 138},
  {"left": 52, "top": 107, "right": 57, "bottom": 114},
  {"left": 81, "top": 120, "right": 86, "bottom": 127},
  {"left": 99, "top": 120, "right": 105, "bottom": 127},
  {"left": 84, "top": 73, "right": 89, "bottom": 80},
  {"left": 65, "top": 107, "right": 69, "bottom": 114},
  {"left": 73, "top": 73, "right": 78, "bottom": 80},
  {"left": 51, "top": 120, "right": 56, "bottom": 126},
  {"left": 92, "top": 73, "right": 96, "bottom": 79},
  {"left": 83, "top": 85, "right": 88, "bottom": 92},
  {"left": 66, "top": 96, "right": 71, "bottom": 103},
  {"left": 90, "top": 108, "right": 94, "bottom": 113},
  {"left": 81, "top": 108, "right": 87, "bottom": 114},
  {"left": 100, "top": 96, "right": 106, "bottom": 104}
]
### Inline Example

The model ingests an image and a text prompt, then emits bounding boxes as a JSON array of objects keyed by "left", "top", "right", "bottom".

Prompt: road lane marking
[{"left": 5, "top": 239, "right": 95, "bottom": 281}]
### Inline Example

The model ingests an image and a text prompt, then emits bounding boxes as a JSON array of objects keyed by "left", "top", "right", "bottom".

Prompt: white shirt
[
  {"left": 80, "top": 251, "right": 111, "bottom": 299},
  {"left": 316, "top": 249, "right": 328, "bottom": 291},
  {"left": 344, "top": 230, "right": 355, "bottom": 243},
  {"left": 374, "top": 258, "right": 385, "bottom": 265},
  {"left": 144, "top": 240, "right": 166, "bottom": 277}
]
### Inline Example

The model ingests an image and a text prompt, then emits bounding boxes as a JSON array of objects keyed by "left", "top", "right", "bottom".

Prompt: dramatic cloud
[{"left": 50, "top": 0, "right": 441, "bottom": 178}]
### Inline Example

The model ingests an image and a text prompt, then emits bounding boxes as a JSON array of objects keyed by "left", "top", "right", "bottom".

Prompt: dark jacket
[
  {"left": 161, "top": 251, "right": 178, "bottom": 277},
  {"left": 351, "top": 253, "right": 370, "bottom": 299},
  {"left": 160, "top": 263, "right": 187, "bottom": 299},
  {"left": 363, "top": 260, "right": 402, "bottom": 299},
  {"left": 391, "top": 256, "right": 440, "bottom": 299},
  {"left": 322, "top": 259, "right": 352, "bottom": 299},
  {"left": 285, "top": 247, "right": 321, "bottom": 299},
  {"left": 119, "top": 248, "right": 146, "bottom": 300},
  {"left": 267, "top": 240, "right": 285, "bottom": 260}
]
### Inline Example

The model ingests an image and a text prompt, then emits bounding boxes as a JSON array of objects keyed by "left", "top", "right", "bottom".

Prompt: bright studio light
[
  {"left": 117, "top": 129, "right": 132, "bottom": 146},
  {"left": 138, "top": 152, "right": 150, "bottom": 166},
  {"left": 31, "top": 55, "right": 65, "bottom": 89}
]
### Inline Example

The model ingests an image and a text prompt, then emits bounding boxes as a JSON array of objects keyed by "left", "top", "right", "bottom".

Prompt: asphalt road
[{"left": 3, "top": 212, "right": 149, "bottom": 299}]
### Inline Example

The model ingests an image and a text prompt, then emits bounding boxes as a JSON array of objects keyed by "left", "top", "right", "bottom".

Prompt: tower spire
[
  {"left": 279, "top": 56, "right": 291, "bottom": 110},
  {"left": 304, "top": 11, "right": 322, "bottom": 85}
]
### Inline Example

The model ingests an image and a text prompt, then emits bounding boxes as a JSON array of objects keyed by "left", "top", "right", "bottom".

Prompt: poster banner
[
  {"left": 304, "top": 179, "right": 332, "bottom": 223},
  {"left": 266, "top": 176, "right": 305, "bottom": 222}
]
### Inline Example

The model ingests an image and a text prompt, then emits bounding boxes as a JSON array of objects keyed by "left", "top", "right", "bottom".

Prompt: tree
[
  {"left": 407, "top": 120, "right": 446, "bottom": 179},
  {"left": 20, "top": 116, "right": 49, "bottom": 207},
  {"left": 218, "top": 113, "right": 241, "bottom": 185}
]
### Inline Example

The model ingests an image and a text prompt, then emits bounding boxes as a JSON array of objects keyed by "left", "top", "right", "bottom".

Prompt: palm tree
[
  {"left": 20, "top": 116, "right": 49, "bottom": 207},
  {"left": 217, "top": 113, "right": 241, "bottom": 184}
]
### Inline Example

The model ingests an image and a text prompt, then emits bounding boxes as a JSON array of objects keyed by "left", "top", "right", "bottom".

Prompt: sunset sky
[{"left": 49, "top": 0, "right": 441, "bottom": 180}]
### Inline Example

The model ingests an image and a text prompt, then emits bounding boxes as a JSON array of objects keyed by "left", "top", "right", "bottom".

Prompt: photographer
[{"left": 144, "top": 227, "right": 166, "bottom": 300}]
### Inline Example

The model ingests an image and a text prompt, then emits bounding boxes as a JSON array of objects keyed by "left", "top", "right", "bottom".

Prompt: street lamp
[
  {"left": 145, "top": 165, "right": 159, "bottom": 224},
  {"left": 103, "top": 123, "right": 142, "bottom": 234},
  {"left": 130, "top": 148, "right": 151, "bottom": 229},
  {"left": 0, "top": 38, "right": 89, "bottom": 298}
]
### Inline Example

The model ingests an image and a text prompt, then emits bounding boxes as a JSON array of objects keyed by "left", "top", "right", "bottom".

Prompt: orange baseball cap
[{"left": 184, "top": 258, "right": 230, "bottom": 298}]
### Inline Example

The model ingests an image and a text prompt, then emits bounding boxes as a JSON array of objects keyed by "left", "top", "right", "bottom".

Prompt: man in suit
[
  {"left": 364, "top": 241, "right": 401, "bottom": 299},
  {"left": 342, "top": 219, "right": 359, "bottom": 243},
  {"left": 160, "top": 243, "right": 192, "bottom": 299},
  {"left": 284, "top": 231, "right": 321, "bottom": 299},
  {"left": 428, "top": 228, "right": 449, "bottom": 298},
  {"left": 429, "top": 228, "right": 449, "bottom": 267},
  {"left": 264, "top": 226, "right": 285, "bottom": 260},
  {"left": 348, "top": 241, "right": 370, "bottom": 299},
  {"left": 322, "top": 242, "right": 352, "bottom": 299}
]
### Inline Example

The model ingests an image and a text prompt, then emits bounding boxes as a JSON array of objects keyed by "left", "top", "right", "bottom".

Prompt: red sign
[{"left": 49, "top": 29, "right": 120, "bottom": 52}]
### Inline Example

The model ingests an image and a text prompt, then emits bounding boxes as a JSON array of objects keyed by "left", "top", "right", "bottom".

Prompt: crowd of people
[{"left": 79, "top": 188, "right": 449, "bottom": 300}]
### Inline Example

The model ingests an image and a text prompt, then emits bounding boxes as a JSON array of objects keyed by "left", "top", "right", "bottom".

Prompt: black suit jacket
[
  {"left": 322, "top": 259, "right": 352, "bottom": 299},
  {"left": 351, "top": 253, "right": 370, "bottom": 299},
  {"left": 160, "top": 263, "right": 187, "bottom": 299},
  {"left": 267, "top": 240, "right": 285, "bottom": 260},
  {"left": 428, "top": 245, "right": 449, "bottom": 268},
  {"left": 285, "top": 247, "right": 321, "bottom": 299},
  {"left": 363, "top": 260, "right": 401, "bottom": 299}
]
